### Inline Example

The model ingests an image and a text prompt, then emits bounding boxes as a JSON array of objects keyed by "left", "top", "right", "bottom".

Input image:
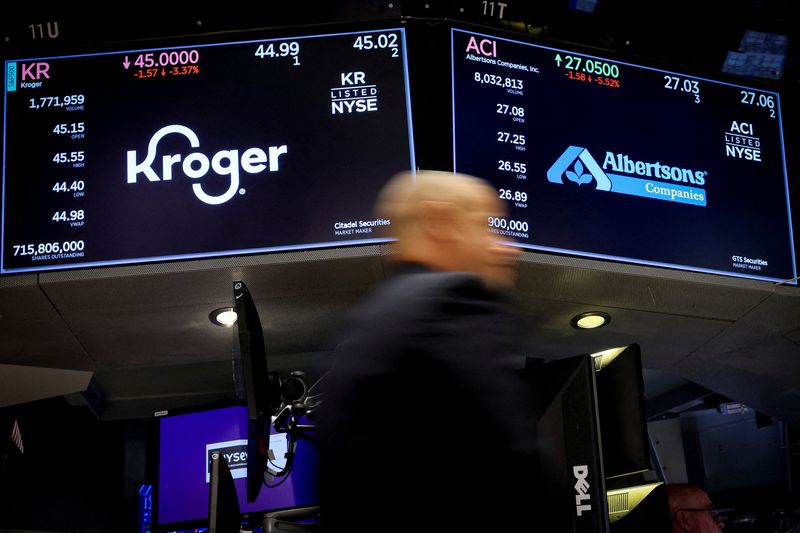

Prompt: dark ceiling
[
  {"left": 1, "top": 1, "right": 798, "bottom": 427},
  {"left": 1, "top": 245, "right": 799, "bottom": 426},
  {"left": 1, "top": 1, "right": 796, "bottom": 80}
]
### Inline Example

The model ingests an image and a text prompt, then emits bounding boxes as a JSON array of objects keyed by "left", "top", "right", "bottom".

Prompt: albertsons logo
[
  {"left": 547, "top": 146, "right": 611, "bottom": 190},
  {"left": 546, "top": 146, "right": 707, "bottom": 207}
]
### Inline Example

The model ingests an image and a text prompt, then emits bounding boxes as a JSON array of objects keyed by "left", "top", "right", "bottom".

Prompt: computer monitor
[
  {"left": 592, "top": 345, "right": 651, "bottom": 479},
  {"left": 528, "top": 353, "right": 609, "bottom": 533},
  {"left": 607, "top": 482, "right": 671, "bottom": 532},
  {"left": 524, "top": 343, "right": 653, "bottom": 532},
  {"left": 208, "top": 452, "right": 241, "bottom": 533},
  {"left": 156, "top": 404, "right": 318, "bottom": 530},
  {"left": 233, "top": 280, "right": 282, "bottom": 503}
]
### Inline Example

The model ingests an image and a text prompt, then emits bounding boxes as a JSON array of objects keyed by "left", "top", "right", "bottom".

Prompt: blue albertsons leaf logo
[
  {"left": 565, "top": 160, "right": 593, "bottom": 185},
  {"left": 547, "top": 146, "right": 612, "bottom": 191}
]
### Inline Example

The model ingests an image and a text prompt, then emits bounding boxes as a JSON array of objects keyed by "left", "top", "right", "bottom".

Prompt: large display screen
[
  {"left": 2, "top": 27, "right": 414, "bottom": 273},
  {"left": 157, "top": 405, "right": 318, "bottom": 527},
  {"left": 452, "top": 28, "right": 796, "bottom": 283}
]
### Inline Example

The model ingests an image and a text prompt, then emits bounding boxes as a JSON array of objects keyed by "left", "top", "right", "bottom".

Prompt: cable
[
  {"left": 307, "top": 371, "right": 330, "bottom": 394},
  {"left": 268, "top": 458, "right": 286, "bottom": 470},
  {"left": 263, "top": 465, "right": 294, "bottom": 489},
  {"left": 263, "top": 438, "right": 298, "bottom": 488},
  {"left": 260, "top": 368, "right": 320, "bottom": 490}
]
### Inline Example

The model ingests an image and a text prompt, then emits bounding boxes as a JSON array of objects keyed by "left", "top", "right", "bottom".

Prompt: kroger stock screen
[
  {"left": 1, "top": 27, "right": 414, "bottom": 273},
  {"left": 451, "top": 28, "right": 796, "bottom": 283}
]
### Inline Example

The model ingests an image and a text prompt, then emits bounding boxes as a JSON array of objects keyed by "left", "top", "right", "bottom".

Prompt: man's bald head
[
  {"left": 376, "top": 170, "right": 519, "bottom": 287},
  {"left": 376, "top": 170, "right": 497, "bottom": 235},
  {"left": 667, "top": 484, "right": 706, "bottom": 515},
  {"left": 667, "top": 484, "right": 724, "bottom": 532}
]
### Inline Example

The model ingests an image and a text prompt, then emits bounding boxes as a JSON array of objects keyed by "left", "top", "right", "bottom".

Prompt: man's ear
[
  {"left": 420, "top": 200, "right": 457, "bottom": 242},
  {"left": 674, "top": 510, "right": 691, "bottom": 532}
]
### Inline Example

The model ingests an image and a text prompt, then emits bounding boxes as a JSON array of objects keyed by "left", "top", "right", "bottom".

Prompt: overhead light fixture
[
  {"left": 209, "top": 307, "right": 237, "bottom": 327},
  {"left": 571, "top": 311, "right": 610, "bottom": 330}
]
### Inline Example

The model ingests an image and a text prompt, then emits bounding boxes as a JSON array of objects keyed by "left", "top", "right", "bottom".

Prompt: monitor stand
[{"left": 262, "top": 505, "right": 321, "bottom": 533}]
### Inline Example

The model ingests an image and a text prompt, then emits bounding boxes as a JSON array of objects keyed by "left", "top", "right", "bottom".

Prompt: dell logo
[
  {"left": 126, "top": 124, "right": 288, "bottom": 205},
  {"left": 573, "top": 465, "right": 591, "bottom": 516}
]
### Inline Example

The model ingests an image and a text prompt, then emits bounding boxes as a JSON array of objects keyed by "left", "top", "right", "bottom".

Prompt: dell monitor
[
  {"left": 593, "top": 344, "right": 651, "bottom": 479},
  {"left": 607, "top": 482, "right": 671, "bottom": 532},
  {"left": 529, "top": 353, "right": 609, "bottom": 532},
  {"left": 524, "top": 343, "right": 653, "bottom": 532}
]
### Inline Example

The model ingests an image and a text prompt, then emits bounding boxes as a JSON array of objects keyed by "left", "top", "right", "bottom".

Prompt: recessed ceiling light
[
  {"left": 571, "top": 311, "right": 610, "bottom": 329},
  {"left": 209, "top": 307, "right": 237, "bottom": 327}
]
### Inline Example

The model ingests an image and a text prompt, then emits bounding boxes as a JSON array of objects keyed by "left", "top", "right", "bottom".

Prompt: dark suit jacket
[{"left": 318, "top": 264, "right": 538, "bottom": 532}]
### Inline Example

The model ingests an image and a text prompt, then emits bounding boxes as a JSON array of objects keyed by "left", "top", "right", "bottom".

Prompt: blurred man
[
  {"left": 668, "top": 483, "right": 725, "bottom": 532},
  {"left": 375, "top": 169, "right": 521, "bottom": 288},
  {"left": 318, "top": 170, "right": 536, "bottom": 533}
]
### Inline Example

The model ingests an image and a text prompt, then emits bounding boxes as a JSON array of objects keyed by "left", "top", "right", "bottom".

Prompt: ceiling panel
[
  {"left": 0, "top": 275, "right": 91, "bottom": 369},
  {"left": 515, "top": 253, "right": 772, "bottom": 320},
  {"left": 1, "top": 241, "right": 799, "bottom": 428},
  {"left": 515, "top": 297, "right": 732, "bottom": 369},
  {"left": 675, "top": 337, "right": 800, "bottom": 427}
]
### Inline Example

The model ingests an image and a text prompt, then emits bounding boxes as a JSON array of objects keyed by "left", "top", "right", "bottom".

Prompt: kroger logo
[{"left": 126, "top": 125, "right": 288, "bottom": 205}]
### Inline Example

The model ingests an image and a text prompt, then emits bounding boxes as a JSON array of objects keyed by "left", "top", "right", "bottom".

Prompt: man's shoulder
[
  {"left": 364, "top": 270, "right": 488, "bottom": 315},
  {"left": 343, "top": 271, "right": 517, "bottom": 345},
  {"left": 388, "top": 270, "right": 484, "bottom": 297},
  {"left": 330, "top": 272, "right": 487, "bottom": 375}
]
